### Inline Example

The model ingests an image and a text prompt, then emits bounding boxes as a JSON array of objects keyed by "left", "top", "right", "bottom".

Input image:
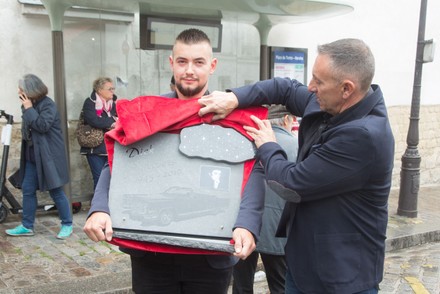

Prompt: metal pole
[
  {"left": 397, "top": 0, "right": 428, "bottom": 217},
  {"left": 52, "top": 31, "right": 72, "bottom": 209},
  {"left": 260, "top": 44, "right": 270, "bottom": 80}
]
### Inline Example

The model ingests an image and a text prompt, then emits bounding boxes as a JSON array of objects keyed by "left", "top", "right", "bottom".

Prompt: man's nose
[{"left": 186, "top": 62, "right": 195, "bottom": 74}]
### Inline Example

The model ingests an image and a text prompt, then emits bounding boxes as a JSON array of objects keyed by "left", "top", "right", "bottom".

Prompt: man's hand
[
  {"left": 244, "top": 115, "right": 277, "bottom": 148},
  {"left": 83, "top": 212, "right": 113, "bottom": 242},
  {"left": 232, "top": 227, "right": 256, "bottom": 260},
  {"left": 198, "top": 91, "right": 239, "bottom": 121}
]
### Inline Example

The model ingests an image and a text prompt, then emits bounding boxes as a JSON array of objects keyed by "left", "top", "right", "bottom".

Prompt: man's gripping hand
[
  {"left": 198, "top": 91, "right": 239, "bottom": 121},
  {"left": 232, "top": 227, "right": 256, "bottom": 260},
  {"left": 83, "top": 212, "right": 113, "bottom": 242}
]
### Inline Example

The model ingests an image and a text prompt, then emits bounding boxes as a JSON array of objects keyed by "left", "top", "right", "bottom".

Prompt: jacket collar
[{"left": 327, "top": 84, "right": 385, "bottom": 127}]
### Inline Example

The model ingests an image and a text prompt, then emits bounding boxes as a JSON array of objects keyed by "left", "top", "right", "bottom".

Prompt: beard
[{"left": 176, "top": 81, "right": 206, "bottom": 97}]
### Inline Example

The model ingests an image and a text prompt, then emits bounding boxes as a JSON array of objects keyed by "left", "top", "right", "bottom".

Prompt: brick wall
[{"left": 1, "top": 105, "right": 439, "bottom": 201}]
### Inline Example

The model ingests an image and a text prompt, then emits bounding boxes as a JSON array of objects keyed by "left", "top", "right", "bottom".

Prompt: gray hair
[
  {"left": 269, "top": 117, "right": 287, "bottom": 126},
  {"left": 18, "top": 74, "right": 48, "bottom": 101},
  {"left": 93, "top": 77, "right": 113, "bottom": 92},
  {"left": 318, "top": 38, "right": 375, "bottom": 92}
]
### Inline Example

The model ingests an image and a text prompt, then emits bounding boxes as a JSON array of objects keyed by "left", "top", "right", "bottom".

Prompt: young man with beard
[{"left": 84, "top": 28, "right": 264, "bottom": 294}]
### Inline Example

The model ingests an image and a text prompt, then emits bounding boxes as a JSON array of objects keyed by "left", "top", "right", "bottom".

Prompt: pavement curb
[{"left": 386, "top": 229, "right": 440, "bottom": 252}]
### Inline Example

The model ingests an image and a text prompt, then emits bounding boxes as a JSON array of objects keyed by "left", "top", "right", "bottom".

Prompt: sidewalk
[{"left": 0, "top": 186, "right": 439, "bottom": 293}]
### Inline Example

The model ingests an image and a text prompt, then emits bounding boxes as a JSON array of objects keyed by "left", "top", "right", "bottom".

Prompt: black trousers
[
  {"left": 130, "top": 252, "right": 232, "bottom": 294},
  {"left": 233, "top": 251, "right": 287, "bottom": 294}
]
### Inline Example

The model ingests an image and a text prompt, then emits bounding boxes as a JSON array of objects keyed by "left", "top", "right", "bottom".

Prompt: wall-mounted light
[{"left": 423, "top": 39, "right": 435, "bottom": 63}]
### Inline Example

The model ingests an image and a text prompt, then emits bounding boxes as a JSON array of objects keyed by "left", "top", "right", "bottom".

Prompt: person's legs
[
  {"left": 180, "top": 255, "right": 232, "bottom": 294},
  {"left": 130, "top": 253, "right": 232, "bottom": 294},
  {"left": 131, "top": 254, "right": 180, "bottom": 293},
  {"left": 49, "top": 186, "right": 73, "bottom": 239},
  {"left": 260, "top": 253, "right": 287, "bottom": 294},
  {"left": 48, "top": 187, "right": 72, "bottom": 227},
  {"left": 86, "top": 154, "right": 107, "bottom": 190},
  {"left": 232, "top": 251, "right": 259, "bottom": 294},
  {"left": 21, "top": 161, "right": 39, "bottom": 229},
  {"left": 6, "top": 161, "right": 38, "bottom": 236}
]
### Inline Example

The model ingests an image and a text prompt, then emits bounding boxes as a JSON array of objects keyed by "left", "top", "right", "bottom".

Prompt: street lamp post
[{"left": 397, "top": 0, "right": 432, "bottom": 217}]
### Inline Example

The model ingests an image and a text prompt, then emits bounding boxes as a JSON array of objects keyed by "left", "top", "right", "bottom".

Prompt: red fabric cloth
[{"left": 104, "top": 95, "right": 267, "bottom": 254}]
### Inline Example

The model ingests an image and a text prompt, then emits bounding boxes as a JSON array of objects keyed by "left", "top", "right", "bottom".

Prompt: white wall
[
  {"left": 0, "top": 0, "right": 54, "bottom": 120},
  {"left": 268, "top": 0, "right": 439, "bottom": 106}
]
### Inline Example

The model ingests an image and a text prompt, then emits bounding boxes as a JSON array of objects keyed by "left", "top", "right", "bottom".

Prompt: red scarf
[{"left": 104, "top": 95, "right": 267, "bottom": 254}]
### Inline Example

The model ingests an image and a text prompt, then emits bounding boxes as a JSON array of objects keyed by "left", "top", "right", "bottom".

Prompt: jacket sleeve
[
  {"left": 233, "top": 163, "right": 265, "bottom": 240},
  {"left": 231, "top": 77, "right": 313, "bottom": 118},
  {"left": 82, "top": 98, "right": 116, "bottom": 130},
  {"left": 257, "top": 126, "right": 376, "bottom": 202},
  {"left": 22, "top": 98, "right": 57, "bottom": 134},
  {"left": 88, "top": 164, "right": 111, "bottom": 217}
]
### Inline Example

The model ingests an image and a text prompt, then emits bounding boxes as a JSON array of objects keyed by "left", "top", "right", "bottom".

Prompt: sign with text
[{"left": 270, "top": 47, "right": 308, "bottom": 84}]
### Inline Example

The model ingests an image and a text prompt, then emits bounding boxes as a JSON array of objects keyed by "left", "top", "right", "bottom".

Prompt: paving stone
[{"left": 1, "top": 187, "right": 440, "bottom": 293}]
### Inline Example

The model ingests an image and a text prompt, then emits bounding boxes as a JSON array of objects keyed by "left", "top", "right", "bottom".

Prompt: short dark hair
[
  {"left": 174, "top": 28, "right": 211, "bottom": 46},
  {"left": 18, "top": 74, "right": 48, "bottom": 101}
]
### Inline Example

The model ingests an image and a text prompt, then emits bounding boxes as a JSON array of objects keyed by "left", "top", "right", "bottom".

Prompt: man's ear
[
  {"left": 210, "top": 58, "right": 218, "bottom": 74},
  {"left": 283, "top": 114, "right": 290, "bottom": 127},
  {"left": 169, "top": 55, "right": 174, "bottom": 67},
  {"left": 341, "top": 80, "right": 355, "bottom": 99}
]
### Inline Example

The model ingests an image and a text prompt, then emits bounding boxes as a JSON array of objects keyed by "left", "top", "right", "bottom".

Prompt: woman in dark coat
[
  {"left": 5, "top": 74, "right": 73, "bottom": 239},
  {"left": 79, "top": 77, "right": 117, "bottom": 191}
]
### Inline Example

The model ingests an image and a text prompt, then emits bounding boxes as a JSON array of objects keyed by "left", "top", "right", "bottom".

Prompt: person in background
[
  {"left": 233, "top": 105, "right": 298, "bottom": 294},
  {"left": 83, "top": 28, "right": 264, "bottom": 294},
  {"left": 198, "top": 38, "right": 395, "bottom": 294},
  {"left": 170, "top": 75, "right": 176, "bottom": 92},
  {"left": 5, "top": 74, "right": 73, "bottom": 239},
  {"left": 79, "top": 77, "right": 118, "bottom": 191}
]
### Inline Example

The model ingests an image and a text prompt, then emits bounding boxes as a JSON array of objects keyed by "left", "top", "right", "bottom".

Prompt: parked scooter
[{"left": 0, "top": 110, "right": 80, "bottom": 223}]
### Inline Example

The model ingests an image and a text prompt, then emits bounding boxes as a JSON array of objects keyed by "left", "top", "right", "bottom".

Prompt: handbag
[{"left": 75, "top": 111, "right": 104, "bottom": 148}]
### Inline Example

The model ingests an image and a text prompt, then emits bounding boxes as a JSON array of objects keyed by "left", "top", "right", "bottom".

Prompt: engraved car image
[{"left": 122, "top": 186, "right": 230, "bottom": 226}]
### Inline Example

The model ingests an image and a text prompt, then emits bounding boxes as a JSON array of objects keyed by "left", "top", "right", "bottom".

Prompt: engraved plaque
[{"left": 109, "top": 125, "right": 256, "bottom": 252}]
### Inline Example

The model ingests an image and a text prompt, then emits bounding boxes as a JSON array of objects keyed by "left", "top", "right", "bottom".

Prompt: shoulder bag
[{"left": 75, "top": 111, "right": 104, "bottom": 148}]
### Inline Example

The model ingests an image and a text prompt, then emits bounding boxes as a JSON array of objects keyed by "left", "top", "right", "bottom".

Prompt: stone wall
[
  {"left": 1, "top": 105, "right": 439, "bottom": 201},
  {"left": 388, "top": 105, "right": 440, "bottom": 188}
]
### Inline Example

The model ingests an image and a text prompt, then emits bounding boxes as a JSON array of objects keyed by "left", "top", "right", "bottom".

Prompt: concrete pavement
[
  {"left": 241, "top": 240, "right": 440, "bottom": 294},
  {"left": 1, "top": 186, "right": 439, "bottom": 293}
]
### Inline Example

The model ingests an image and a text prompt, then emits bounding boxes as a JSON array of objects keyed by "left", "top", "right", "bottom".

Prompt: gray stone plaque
[{"left": 109, "top": 124, "right": 256, "bottom": 253}]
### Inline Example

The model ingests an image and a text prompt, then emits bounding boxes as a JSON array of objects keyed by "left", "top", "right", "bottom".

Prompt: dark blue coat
[
  {"left": 19, "top": 96, "right": 69, "bottom": 191},
  {"left": 231, "top": 77, "right": 395, "bottom": 293}
]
